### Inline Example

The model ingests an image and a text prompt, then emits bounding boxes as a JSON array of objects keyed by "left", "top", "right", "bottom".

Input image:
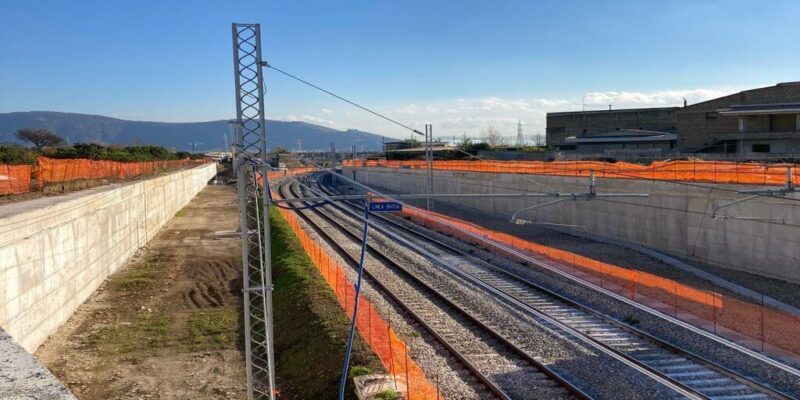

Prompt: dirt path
[{"left": 36, "top": 184, "right": 245, "bottom": 399}]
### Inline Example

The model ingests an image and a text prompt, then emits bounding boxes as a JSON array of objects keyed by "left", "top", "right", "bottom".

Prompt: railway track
[
  {"left": 305, "top": 173, "right": 794, "bottom": 400},
  {"left": 278, "top": 179, "right": 589, "bottom": 400}
]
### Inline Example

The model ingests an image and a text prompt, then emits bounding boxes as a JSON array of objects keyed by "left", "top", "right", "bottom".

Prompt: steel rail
[
  {"left": 317, "top": 167, "right": 800, "bottom": 378},
  {"left": 279, "top": 179, "right": 591, "bottom": 400},
  {"left": 300, "top": 174, "right": 710, "bottom": 400},
  {"left": 318, "top": 179, "right": 794, "bottom": 400},
  {"left": 270, "top": 191, "right": 649, "bottom": 203}
]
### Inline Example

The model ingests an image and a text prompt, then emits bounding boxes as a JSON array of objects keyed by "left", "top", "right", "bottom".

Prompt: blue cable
[{"left": 338, "top": 200, "right": 370, "bottom": 400}]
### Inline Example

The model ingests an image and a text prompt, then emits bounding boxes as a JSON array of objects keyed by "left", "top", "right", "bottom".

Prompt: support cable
[
  {"left": 337, "top": 200, "right": 371, "bottom": 400},
  {"left": 265, "top": 64, "right": 556, "bottom": 193},
  {"left": 274, "top": 151, "right": 800, "bottom": 377}
]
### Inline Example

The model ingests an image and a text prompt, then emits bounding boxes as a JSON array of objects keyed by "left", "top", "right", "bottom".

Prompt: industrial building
[
  {"left": 547, "top": 82, "right": 800, "bottom": 156},
  {"left": 677, "top": 82, "right": 800, "bottom": 154},
  {"left": 546, "top": 107, "right": 679, "bottom": 151}
]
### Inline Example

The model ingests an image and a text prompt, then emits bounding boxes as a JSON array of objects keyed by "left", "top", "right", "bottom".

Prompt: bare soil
[{"left": 36, "top": 184, "right": 246, "bottom": 399}]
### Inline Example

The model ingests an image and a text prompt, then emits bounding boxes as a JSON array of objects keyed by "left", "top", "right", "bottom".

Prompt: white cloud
[
  {"left": 582, "top": 89, "right": 733, "bottom": 107},
  {"left": 320, "top": 108, "right": 334, "bottom": 114},
  {"left": 277, "top": 115, "right": 337, "bottom": 127},
  {"left": 272, "top": 87, "right": 738, "bottom": 141}
]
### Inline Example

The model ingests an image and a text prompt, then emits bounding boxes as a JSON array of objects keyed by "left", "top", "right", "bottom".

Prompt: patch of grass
[
  {"left": 90, "top": 310, "right": 173, "bottom": 354},
  {"left": 175, "top": 207, "right": 190, "bottom": 217},
  {"left": 349, "top": 365, "right": 371, "bottom": 378},
  {"left": 112, "top": 258, "right": 165, "bottom": 292},
  {"left": 376, "top": 389, "right": 402, "bottom": 400},
  {"left": 188, "top": 308, "right": 238, "bottom": 349},
  {"left": 269, "top": 207, "right": 384, "bottom": 399}
]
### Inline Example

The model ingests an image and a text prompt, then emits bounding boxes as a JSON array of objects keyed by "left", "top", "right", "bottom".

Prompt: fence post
[
  {"left": 761, "top": 293, "right": 765, "bottom": 352},
  {"left": 712, "top": 288, "right": 718, "bottom": 335},
  {"left": 387, "top": 308, "right": 397, "bottom": 390},
  {"left": 673, "top": 282, "right": 678, "bottom": 318},
  {"left": 404, "top": 343, "right": 410, "bottom": 400}
]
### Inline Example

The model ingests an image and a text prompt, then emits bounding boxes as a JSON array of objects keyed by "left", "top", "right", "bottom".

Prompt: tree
[
  {"left": 482, "top": 126, "right": 503, "bottom": 147},
  {"left": 15, "top": 128, "right": 66, "bottom": 149},
  {"left": 268, "top": 146, "right": 290, "bottom": 156},
  {"left": 532, "top": 133, "right": 546, "bottom": 147},
  {"left": 455, "top": 134, "right": 474, "bottom": 150}
]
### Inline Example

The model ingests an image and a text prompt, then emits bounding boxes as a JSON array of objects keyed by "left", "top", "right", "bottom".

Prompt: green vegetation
[
  {"left": 0, "top": 145, "right": 37, "bottom": 165},
  {"left": 175, "top": 207, "right": 190, "bottom": 217},
  {"left": 349, "top": 365, "right": 371, "bottom": 378},
  {"left": 46, "top": 143, "right": 180, "bottom": 162},
  {"left": 188, "top": 308, "right": 238, "bottom": 349},
  {"left": 112, "top": 258, "right": 165, "bottom": 292},
  {"left": 376, "top": 389, "right": 403, "bottom": 400},
  {"left": 269, "top": 207, "right": 384, "bottom": 399},
  {"left": 0, "top": 142, "right": 205, "bottom": 165},
  {"left": 90, "top": 310, "right": 174, "bottom": 354}
]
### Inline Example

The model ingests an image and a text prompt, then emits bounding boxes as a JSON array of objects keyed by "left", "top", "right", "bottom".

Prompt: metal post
[
  {"left": 232, "top": 23, "right": 275, "bottom": 400},
  {"left": 425, "top": 124, "right": 434, "bottom": 211}
]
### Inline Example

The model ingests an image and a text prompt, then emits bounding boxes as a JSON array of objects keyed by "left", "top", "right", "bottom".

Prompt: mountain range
[{"left": 0, "top": 111, "right": 395, "bottom": 152}]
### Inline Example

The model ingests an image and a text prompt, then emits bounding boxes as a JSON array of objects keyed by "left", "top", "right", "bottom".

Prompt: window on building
[
  {"left": 738, "top": 117, "right": 747, "bottom": 133},
  {"left": 770, "top": 114, "right": 795, "bottom": 132},
  {"left": 797, "top": 114, "right": 800, "bottom": 131},
  {"left": 752, "top": 144, "right": 770, "bottom": 153}
]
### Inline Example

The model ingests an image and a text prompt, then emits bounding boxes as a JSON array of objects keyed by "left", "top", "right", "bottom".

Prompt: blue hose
[{"left": 338, "top": 200, "right": 370, "bottom": 400}]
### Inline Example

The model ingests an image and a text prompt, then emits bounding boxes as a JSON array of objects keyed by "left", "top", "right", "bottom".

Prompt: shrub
[
  {"left": 0, "top": 145, "right": 37, "bottom": 165},
  {"left": 44, "top": 144, "right": 182, "bottom": 162},
  {"left": 349, "top": 365, "right": 371, "bottom": 378}
]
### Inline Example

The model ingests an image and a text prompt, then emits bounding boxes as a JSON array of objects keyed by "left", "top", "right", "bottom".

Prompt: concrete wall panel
[
  {"left": 0, "top": 164, "right": 217, "bottom": 352},
  {"left": 346, "top": 166, "right": 800, "bottom": 283}
]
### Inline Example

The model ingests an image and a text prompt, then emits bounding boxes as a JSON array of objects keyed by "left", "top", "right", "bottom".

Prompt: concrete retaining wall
[
  {"left": 344, "top": 166, "right": 800, "bottom": 283},
  {"left": 0, "top": 163, "right": 217, "bottom": 352}
]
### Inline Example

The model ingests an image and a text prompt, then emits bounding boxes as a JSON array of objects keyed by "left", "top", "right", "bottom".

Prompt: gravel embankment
[
  {"left": 382, "top": 210, "right": 800, "bottom": 397},
  {"left": 306, "top": 182, "right": 682, "bottom": 400},
  {"left": 366, "top": 183, "right": 800, "bottom": 310}
]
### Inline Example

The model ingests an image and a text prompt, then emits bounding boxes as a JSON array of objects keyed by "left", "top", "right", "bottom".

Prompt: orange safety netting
[
  {"left": 399, "top": 205, "right": 800, "bottom": 356},
  {"left": 343, "top": 159, "right": 800, "bottom": 186},
  {"left": 255, "top": 167, "right": 317, "bottom": 187},
  {"left": 275, "top": 200, "right": 439, "bottom": 399},
  {"left": 0, "top": 164, "right": 33, "bottom": 195},
  {"left": 36, "top": 156, "right": 199, "bottom": 188},
  {"left": 267, "top": 167, "right": 316, "bottom": 182}
]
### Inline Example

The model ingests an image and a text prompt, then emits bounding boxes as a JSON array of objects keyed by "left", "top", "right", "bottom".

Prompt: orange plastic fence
[
  {"left": 0, "top": 164, "right": 33, "bottom": 195},
  {"left": 275, "top": 202, "right": 438, "bottom": 399},
  {"left": 266, "top": 167, "right": 316, "bottom": 182},
  {"left": 1, "top": 157, "right": 208, "bottom": 195},
  {"left": 399, "top": 206, "right": 800, "bottom": 356},
  {"left": 36, "top": 156, "right": 197, "bottom": 188},
  {"left": 344, "top": 159, "right": 800, "bottom": 186}
]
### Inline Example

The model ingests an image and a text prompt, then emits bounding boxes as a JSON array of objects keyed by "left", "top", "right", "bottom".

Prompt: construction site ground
[
  {"left": 36, "top": 184, "right": 247, "bottom": 399},
  {"left": 34, "top": 179, "right": 383, "bottom": 399}
]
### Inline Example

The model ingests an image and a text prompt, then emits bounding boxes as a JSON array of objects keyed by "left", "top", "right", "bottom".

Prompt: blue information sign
[{"left": 369, "top": 201, "right": 403, "bottom": 212}]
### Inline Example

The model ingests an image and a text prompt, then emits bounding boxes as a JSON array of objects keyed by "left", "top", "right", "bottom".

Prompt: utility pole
[
  {"left": 232, "top": 23, "right": 275, "bottom": 400},
  {"left": 516, "top": 120, "right": 524, "bottom": 147},
  {"left": 330, "top": 141, "right": 336, "bottom": 169},
  {"left": 425, "top": 124, "right": 434, "bottom": 211}
]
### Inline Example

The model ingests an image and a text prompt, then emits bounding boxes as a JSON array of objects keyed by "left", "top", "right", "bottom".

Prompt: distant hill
[{"left": 0, "top": 111, "right": 395, "bottom": 151}]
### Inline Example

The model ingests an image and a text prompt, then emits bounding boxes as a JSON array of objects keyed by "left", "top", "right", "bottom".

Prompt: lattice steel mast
[{"left": 232, "top": 23, "right": 275, "bottom": 400}]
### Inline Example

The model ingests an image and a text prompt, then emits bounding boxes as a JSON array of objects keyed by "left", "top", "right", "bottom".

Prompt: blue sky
[{"left": 1, "top": 0, "right": 799, "bottom": 139}]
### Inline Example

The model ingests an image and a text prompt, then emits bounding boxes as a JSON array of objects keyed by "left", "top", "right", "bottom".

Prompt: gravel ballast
[{"left": 295, "top": 179, "right": 688, "bottom": 399}]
